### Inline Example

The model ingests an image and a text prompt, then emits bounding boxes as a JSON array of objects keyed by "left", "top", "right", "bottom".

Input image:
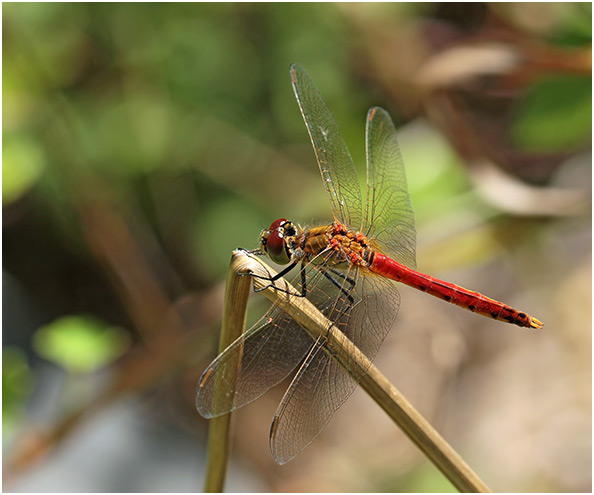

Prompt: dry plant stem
[
  {"left": 235, "top": 250, "right": 490, "bottom": 493},
  {"left": 203, "top": 253, "right": 254, "bottom": 493}
]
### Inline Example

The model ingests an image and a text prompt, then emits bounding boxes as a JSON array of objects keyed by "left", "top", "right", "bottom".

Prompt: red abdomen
[{"left": 369, "top": 252, "right": 542, "bottom": 329}]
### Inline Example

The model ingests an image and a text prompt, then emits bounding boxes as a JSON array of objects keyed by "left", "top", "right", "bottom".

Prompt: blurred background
[{"left": 3, "top": 2, "right": 591, "bottom": 492}]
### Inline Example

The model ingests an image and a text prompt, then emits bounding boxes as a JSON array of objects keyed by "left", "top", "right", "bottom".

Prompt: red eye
[
  {"left": 266, "top": 230, "right": 285, "bottom": 259},
  {"left": 260, "top": 218, "right": 292, "bottom": 265},
  {"left": 269, "top": 218, "right": 287, "bottom": 230}
]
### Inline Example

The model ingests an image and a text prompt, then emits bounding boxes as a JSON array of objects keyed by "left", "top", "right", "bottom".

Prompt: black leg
[
  {"left": 300, "top": 263, "right": 307, "bottom": 297},
  {"left": 251, "top": 261, "right": 309, "bottom": 298},
  {"left": 320, "top": 268, "right": 356, "bottom": 305},
  {"left": 326, "top": 267, "right": 357, "bottom": 290},
  {"left": 251, "top": 261, "right": 299, "bottom": 282}
]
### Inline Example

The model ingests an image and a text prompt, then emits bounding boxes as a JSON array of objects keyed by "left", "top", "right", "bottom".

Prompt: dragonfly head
[{"left": 260, "top": 218, "right": 297, "bottom": 265}]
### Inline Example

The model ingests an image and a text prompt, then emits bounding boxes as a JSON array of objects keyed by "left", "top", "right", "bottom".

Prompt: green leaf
[
  {"left": 2, "top": 133, "right": 46, "bottom": 204},
  {"left": 511, "top": 75, "right": 592, "bottom": 152},
  {"left": 554, "top": 3, "right": 592, "bottom": 44},
  {"left": 377, "top": 462, "right": 457, "bottom": 492},
  {"left": 3, "top": 346, "right": 34, "bottom": 416},
  {"left": 33, "top": 315, "right": 130, "bottom": 373}
]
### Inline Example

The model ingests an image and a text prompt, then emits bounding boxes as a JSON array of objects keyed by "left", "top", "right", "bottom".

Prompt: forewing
[
  {"left": 195, "top": 306, "right": 313, "bottom": 418},
  {"left": 364, "top": 107, "right": 417, "bottom": 268},
  {"left": 290, "top": 64, "right": 363, "bottom": 229},
  {"left": 269, "top": 263, "right": 401, "bottom": 464}
]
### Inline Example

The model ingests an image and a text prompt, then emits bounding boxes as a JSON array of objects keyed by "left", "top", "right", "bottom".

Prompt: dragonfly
[{"left": 196, "top": 63, "right": 542, "bottom": 465}]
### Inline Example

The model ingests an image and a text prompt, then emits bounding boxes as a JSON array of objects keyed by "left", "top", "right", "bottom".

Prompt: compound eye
[
  {"left": 264, "top": 230, "right": 290, "bottom": 265},
  {"left": 269, "top": 218, "right": 287, "bottom": 230}
]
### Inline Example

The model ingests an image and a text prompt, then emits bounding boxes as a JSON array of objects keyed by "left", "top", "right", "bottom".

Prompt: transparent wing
[
  {"left": 269, "top": 261, "right": 401, "bottom": 464},
  {"left": 290, "top": 64, "right": 363, "bottom": 230},
  {"left": 364, "top": 107, "right": 417, "bottom": 269},
  {"left": 199, "top": 77, "right": 410, "bottom": 464},
  {"left": 195, "top": 305, "right": 313, "bottom": 418}
]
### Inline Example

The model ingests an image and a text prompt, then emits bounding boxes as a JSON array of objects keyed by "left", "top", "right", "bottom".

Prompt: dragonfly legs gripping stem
[
  {"left": 247, "top": 257, "right": 357, "bottom": 308},
  {"left": 249, "top": 261, "right": 308, "bottom": 298}
]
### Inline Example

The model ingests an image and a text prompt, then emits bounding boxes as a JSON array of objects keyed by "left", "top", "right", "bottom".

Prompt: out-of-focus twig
[{"left": 77, "top": 196, "right": 178, "bottom": 343}]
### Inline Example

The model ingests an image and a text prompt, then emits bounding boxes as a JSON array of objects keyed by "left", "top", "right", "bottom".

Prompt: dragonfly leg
[
  {"left": 326, "top": 267, "right": 356, "bottom": 290},
  {"left": 250, "top": 260, "right": 298, "bottom": 282},
  {"left": 251, "top": 261, "right": 308, "bottom": 298},
  {"left": 320, "top": 268, "right": 356, "bottom": 305},
  {"left": 237, "top": 246, "right": 263, "bottom": 255}
]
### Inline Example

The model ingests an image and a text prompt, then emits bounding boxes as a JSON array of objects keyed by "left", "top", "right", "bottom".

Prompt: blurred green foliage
[
  {"left": 396, "top": 124, "right": 469, "bottom": 221},
  {"left": 33, "top": 315, "right": 129, "bottom": 373},
  {"left": 512, "top": 75, "right": 592, "bottom": 151},
  {"left": 552, "top": 1, "right": 592, "bottom": 44},
  {"left": 2, "top": 133, "right": 46, "bottom": 204},
  {"left": 2, "top": 347, "right": 34, "bottom": 437},
  {"left": 3, "top": 2, "right": 384, "bottom": 278},
  {"left": 397, "top": 464, "right": 458, "bottom": 493}
]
